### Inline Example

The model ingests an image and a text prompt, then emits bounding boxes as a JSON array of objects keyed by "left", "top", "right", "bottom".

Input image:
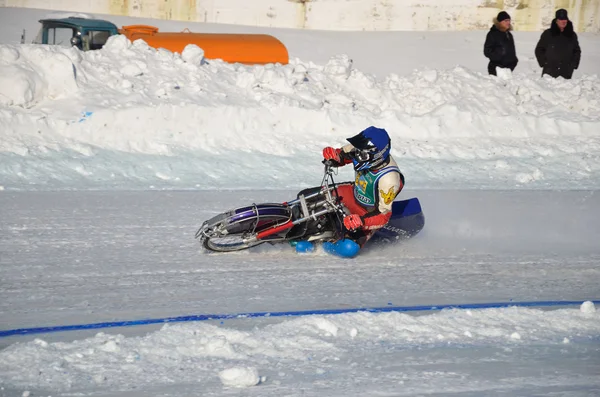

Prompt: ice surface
[{"left": 0, "top": 6, "right": 599, "bottom": 397}]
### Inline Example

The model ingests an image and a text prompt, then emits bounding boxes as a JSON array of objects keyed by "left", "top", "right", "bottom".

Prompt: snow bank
[
  {"left": 0, "top": 306, "right": 598, "bottom": 392},
  {"left": 0, "top": 45, "right": 78, "bottom": 107},
  {"left": 0, "top": 36, "right": 599, "bottom": 190}
]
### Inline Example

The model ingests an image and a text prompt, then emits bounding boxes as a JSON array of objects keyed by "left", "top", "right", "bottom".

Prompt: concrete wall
[{"left": 1, "top": 0, "right": 599, "bottom": 32}]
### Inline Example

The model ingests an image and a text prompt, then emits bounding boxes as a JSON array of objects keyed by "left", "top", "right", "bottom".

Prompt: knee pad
[
  {"left": 323, "top": 239, "right": 360, "bottom": 258},
  {"left": 295, "top": 240, "right": 315, "bottom": 253}
]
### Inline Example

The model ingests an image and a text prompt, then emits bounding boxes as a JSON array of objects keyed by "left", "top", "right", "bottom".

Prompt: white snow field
[{"left": 0, "top": 6, "right": 600, "bottom": 397}]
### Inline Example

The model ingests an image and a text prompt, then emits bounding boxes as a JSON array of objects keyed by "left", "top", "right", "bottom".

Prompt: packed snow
[
  {"left": 1, "top": 6, "right": 599, "bottom": 397},
  {"left": 1, "top": 8, "right": 600, "bottom": 190},
  {"left": 1, "top": 303, "right": 599, "bottom": 393}
]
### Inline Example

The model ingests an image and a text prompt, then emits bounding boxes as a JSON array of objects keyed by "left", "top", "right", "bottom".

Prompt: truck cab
[{"left": 34, "top": 17, "right": 119, "bottom": 51}]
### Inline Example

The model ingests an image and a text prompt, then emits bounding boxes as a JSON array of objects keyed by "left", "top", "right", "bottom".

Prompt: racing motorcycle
[{"left": 195, "top": 161, "right": 425, "bottom": 253}]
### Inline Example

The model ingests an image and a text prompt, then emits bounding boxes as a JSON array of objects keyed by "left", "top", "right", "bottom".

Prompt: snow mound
[
  {"left": 181, "top": 44, "right": 205, "bottom": 65},
  {"left": 0, "top": 45, "right": 77, "bottom": 107},
  {"left": 218, "top": 366, "right": 261, "bottom": 388},
  {"left": 580, "top": 301, "right": 596, "bottom": 313}
]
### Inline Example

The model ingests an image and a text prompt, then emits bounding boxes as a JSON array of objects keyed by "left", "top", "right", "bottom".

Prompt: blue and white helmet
[{"left": 347, "top": 126, "right": 391, "bottom": 171}]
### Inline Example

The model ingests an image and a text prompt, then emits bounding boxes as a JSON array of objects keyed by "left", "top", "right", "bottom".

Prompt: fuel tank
[{"left": 119, "top": 25, "right": 289, "bottom": 65}]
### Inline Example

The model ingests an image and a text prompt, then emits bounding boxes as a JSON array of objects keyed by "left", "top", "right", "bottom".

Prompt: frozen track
[
  {"left": 1, "top": 190, "right": 600, "bottom": 396},
  {"left": 2, "top": 190, "right": 599, "bottom": 335}
]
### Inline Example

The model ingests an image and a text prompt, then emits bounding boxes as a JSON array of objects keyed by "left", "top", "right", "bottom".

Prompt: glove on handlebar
[
  {"left": 343, "top": 214, "right": 363, "bottom": 231},
  {"left": 323, "top": 147, "right": 341, "bottom": 163}
]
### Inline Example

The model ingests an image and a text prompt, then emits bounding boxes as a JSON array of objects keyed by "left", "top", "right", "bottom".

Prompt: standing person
[
  {"left": 535, "top": 9, "right": 581, "bottom": 79},
  {"left": 483, "top": 11, "right": 518, "bottom": 76}
]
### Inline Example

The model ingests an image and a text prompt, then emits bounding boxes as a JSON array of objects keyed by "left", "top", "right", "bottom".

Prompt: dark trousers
[
  {"left": 488, "top": 62, "right": 516, "bottom": 76},
  {"left": 542, "top": 66, "right": 574, "bottom": 79}
]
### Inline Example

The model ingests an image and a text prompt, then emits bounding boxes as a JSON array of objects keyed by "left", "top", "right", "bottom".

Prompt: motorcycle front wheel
[
  {"left": 200, "top": 204, "right": 292, "bottom": 252},
  {"left": 202, "top": 234, "right": 265, "bottom": 252}
]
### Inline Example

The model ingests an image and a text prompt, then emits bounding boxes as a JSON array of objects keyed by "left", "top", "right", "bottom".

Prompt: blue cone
[
  {"left": 295, "top": 240, "right": 315, "bottom": 253},
  {"left": 322, "top": 239, "right": 361, "bottom": 258}
]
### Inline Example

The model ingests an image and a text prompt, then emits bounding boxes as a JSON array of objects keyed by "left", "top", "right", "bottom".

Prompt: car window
[
  {"left": 87, "top": 30, "right": 111, "bottom": 50},
  {"left": 48, "top": 27, "right": 74, "bottom": 47}
]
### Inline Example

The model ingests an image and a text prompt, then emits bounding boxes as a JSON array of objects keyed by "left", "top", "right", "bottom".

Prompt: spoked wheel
[
  {"left": 197, "top": 204, "right": 292, "bottom": 252},
  {"left": 202, "top": 235, "right": 265, "bottom": 252}
]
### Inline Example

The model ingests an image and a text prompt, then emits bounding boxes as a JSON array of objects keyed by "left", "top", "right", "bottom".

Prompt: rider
[{"left": 296, "top": 126, "right": 404, "bottom": 257}]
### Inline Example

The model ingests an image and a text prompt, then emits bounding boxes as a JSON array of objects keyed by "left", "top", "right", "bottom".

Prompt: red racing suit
[{"left": 332, "top": 144, "right": 404, "bottom": 246}]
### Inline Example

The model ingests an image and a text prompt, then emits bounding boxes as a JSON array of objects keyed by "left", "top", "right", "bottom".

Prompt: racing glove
[
  {"left": 343, "top": 214, "right": 363, "bottom": 231},
  {"left": 323, "top": 147, "right": 342, "bottom": 163}
]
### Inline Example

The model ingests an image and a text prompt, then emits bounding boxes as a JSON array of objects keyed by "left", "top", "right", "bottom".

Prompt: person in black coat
[
  {"left": 483, "top": 11, "right": 518, "bottom": 76},
  {"left": 535, "top": 9, "right": 581, "bottom": 79}
]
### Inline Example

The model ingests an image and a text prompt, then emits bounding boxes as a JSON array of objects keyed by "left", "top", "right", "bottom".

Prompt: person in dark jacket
[
  {"left": 535, "top": 9, "right": 581, "bottom": 79},
  {"left": 483, "top": 11, "right": 518, "bottom": 76}
]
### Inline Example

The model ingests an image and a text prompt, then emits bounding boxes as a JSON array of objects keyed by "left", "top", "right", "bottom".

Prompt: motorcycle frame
[
  {"left": 196, "top": 163, "right": 347, "bottom": 247},
  {"left": 247, "top": 163, "right": 345, "bottom": 244}
]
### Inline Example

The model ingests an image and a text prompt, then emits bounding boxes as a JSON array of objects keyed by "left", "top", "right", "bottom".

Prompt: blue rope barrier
[{"left": 1, "top": 300, "right": 597, "bottom": 338}]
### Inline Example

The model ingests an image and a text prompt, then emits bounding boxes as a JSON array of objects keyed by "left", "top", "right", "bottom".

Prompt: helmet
[{"left": 346, "top": 126, "right": 391, "bottom": 171}]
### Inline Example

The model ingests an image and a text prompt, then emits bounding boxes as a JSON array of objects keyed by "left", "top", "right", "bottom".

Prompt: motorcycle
[{"left": 195, "top": 161, "right": 425, "bottom": 253}]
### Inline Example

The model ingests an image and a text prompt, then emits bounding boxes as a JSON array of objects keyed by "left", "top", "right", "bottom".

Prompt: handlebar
[
  {"left": 320, "top": 160, "right": 337, "bottom": 184},
  {"left": 319, "top": 160, "right": 345, "bottom": 218}
]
